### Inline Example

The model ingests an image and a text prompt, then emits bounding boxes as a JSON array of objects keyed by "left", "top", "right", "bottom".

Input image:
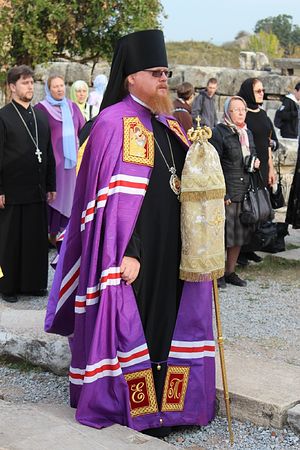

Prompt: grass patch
[
  {"left": 286, "top": 243, "right": 300, "bottom": 250},
  {"left": 166, "top": 41, "right": 240, "bottom": 68},
  {"left": 0, "top": 355, "right": 45, "bottom": 373},
  {"left": 237, "top": 255, "right": 300, "bottom": 282}
]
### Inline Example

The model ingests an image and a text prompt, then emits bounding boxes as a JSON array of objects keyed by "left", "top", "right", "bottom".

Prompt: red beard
[{"left": 145, "top": 90, "right": 173, "bottom": 116}]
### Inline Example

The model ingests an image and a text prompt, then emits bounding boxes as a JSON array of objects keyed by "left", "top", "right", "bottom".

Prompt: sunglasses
[
  {"left": 254, "top": 88, "right": 265, "bottom": 94},
  {"left": 143, "top": 69, "right": 173, "bottom": 78}
]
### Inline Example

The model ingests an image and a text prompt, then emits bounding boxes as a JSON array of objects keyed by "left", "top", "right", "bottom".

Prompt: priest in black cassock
[{"left": 0, "top": 65, "right": 56, "bottom": 303}]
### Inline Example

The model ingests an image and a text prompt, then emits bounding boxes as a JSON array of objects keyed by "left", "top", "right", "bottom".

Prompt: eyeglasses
[
  {"left": 229, "top": 108, "right": 247, "bottom": 113},
  {"left": 143, "top": 69, "right": 173, "bottom": 78},
  {"left": 254, "top": 88, "right": 265, "bottom": 94}
]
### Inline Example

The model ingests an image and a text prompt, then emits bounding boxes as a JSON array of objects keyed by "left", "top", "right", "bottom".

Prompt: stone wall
[
  {"left": 32, "top": 60, "right": 110, "bottom": 105},
  {"left": 1, "top": 59, "right": 298, "bottom": 202}
]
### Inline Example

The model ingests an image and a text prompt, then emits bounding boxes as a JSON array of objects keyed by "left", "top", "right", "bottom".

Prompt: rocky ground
[{"left": 1, "top": 229, "right": 300, "bottom": 449}]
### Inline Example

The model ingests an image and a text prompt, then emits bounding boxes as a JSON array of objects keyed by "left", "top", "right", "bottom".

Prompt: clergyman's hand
[
  {"left": 47, "top": 192, "right": 57, "bottom": 203},
  {"left": 120, "top": 256, "right": 140, "bottom": 285},
  {"left": 0, "top": 194, "right": 5, "bottom": 209}
]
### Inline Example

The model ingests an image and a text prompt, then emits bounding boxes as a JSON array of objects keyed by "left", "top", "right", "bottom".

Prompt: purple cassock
[
  {"left": 35, "top": 100, "right": 85, "bottom": 231},
  {"left": 45, "top": 95, "right": 216, "bottom": 431}
]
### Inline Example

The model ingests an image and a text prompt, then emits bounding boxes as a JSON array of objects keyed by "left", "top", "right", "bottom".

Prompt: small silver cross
[{"left": 35, "top": 148, "right": 42, "bottom": 163}]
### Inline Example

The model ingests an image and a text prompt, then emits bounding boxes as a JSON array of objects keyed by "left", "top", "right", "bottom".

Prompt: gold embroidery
[
  {"left": 167, "top": 119, "right": 189, "bottom": 146},
  {"left": 124, "top": 369, "right": 158, "bottom": 417},
  {"left": 123, "top": 117, "right": 154, "bottom": 166},
  {"left": 161, "top": 366, "right": 190, "bottom": 412},
  {"left": 131, "top": 381, "right": 146, "bottom": 404}
]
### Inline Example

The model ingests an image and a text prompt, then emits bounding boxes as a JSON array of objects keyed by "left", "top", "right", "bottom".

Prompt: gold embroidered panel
[
  {"left": 161, "top": 366, "right": 190, "bottom": 412},
  {"left": 167, "top": 119, "right": 189, "bottom": 146},
  {"left": 123, "top": 117, "right": 154, "bottom": 166},
  {"left": 124, "top": 369, "right": 158, "bottom": 417},
  {"left": 180, "top": 140, "right": 226, "bottom": 281}
]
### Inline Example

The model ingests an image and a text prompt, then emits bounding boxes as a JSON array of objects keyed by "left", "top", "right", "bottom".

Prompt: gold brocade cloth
[{"left": 180, "top": 137, "right": 226, "bottom": 282}]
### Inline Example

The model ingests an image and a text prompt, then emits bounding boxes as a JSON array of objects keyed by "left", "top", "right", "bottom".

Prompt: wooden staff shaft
[{"left": 212, "top": 278, "right": 234, "bottom": 446}]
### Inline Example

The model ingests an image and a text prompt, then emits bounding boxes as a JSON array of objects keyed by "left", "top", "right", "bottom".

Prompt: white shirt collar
[{"left": 130, "top": 94, "right": 151, "bottom": 111}]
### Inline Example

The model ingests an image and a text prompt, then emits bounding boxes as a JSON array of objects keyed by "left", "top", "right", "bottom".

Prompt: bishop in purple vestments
[{"left": 45, "top": 30, "right": 216, "bottom": 435}]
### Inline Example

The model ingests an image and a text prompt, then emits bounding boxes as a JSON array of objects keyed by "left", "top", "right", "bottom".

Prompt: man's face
[
  {"left": 295, "top": 89, "right": 300, "bottom": 102},
  {"left": 128, "top": 67, "right": 172, "bottom": 114},
  {"left": 129, "top": 67, "right": 169, "bottom": 102},
  {"left": 10, "top": 76, "right": 34, "bottom": 103},
  {"left": 206, "top": 82, "right": 217, "bottom": 98}
]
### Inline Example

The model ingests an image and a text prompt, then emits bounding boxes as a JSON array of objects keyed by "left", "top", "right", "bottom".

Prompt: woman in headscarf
[
  {"left": 87, "top": 74, "right": 108, "bottom": 118},
  {"left": 35, "top": 75, "right": 85, "bottom": 246},
  {"left": 237, "top": 78, "right": 278, "bottom": 265},
  {"left": 70, "top": 80, "right": 90, "bottom": 121},
  {"left": 210, "top": 96, "right": 260, "bottom": 287},
  {"left": 237, "top": 78, "right": 278, "bottom": 186}
]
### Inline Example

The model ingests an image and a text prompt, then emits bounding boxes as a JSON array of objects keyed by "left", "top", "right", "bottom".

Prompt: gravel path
[
  {"left": 1, "top": 230, "right": 300, "bottom": 449},
  {"left": 1, "top": 362, "right": 299, "bottom": 449}
]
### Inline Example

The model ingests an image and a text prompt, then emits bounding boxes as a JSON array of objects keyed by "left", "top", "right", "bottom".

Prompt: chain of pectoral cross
[{"left": 11, "top": 102, "right": 42, "bottom": 163}]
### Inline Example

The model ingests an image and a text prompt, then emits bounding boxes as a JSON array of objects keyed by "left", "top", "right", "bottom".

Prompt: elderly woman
[
  {"left": 210, "top": 96, "right": 260, "bottom": 287},
  {"left": 237, "top": 78, "right": 278, "bottom": 265},
  {"left": 35, "top": 75, "right": 85, "bottom": 246},
  {"left": 70, "top": 80, "right": 90, "bottom": 121}
]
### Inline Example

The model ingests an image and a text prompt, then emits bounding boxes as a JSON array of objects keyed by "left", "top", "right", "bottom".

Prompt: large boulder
[{"left": 239, "top": 51, "right": 256, "bottom": 70}]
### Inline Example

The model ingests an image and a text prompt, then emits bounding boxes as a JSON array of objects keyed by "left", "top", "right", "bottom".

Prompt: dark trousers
[{"left": 0, "top": 202, "right": 48, "bottom": 294}]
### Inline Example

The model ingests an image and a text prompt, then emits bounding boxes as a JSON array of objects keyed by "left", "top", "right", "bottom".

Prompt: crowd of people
[
  {"left": 0, "top": 67, "right": 107, "bottom": 302},
  {"left": 173, "top": 77, "right": 299, "bottom": 286},
  {"left": 0, "top": 28, "right": 299, "bottom": 438}
]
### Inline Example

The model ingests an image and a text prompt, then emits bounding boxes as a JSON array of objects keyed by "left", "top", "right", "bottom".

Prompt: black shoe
[
  {"left": 244, "top": 251, "right": 262, "bottom": 263},
  {"left": 2, "top": 293, "right": 18, "bottom": 303},
  {"left": 217, "top": 276, "right": 226, "bottom": 289},
  {"left": 225, "top": 272, "right": 247, "bottom": 287},
  {"left": 22, "top": 289, "right": 48, "bottom": 297},
  {"left": 237, "top": 254, "right": 249, "bottom": 266},
  {"left": 143, "top": 426, "right": 172, "bottom": 438}
]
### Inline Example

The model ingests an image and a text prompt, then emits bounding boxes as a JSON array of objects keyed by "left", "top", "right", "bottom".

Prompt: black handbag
[
  {"left": 263, "top": 222, "right": 289, "bottom": 253},
  {"left": 247, "top": 221, "right": 278, "bottom": 251},
  {"left": 242, "top": 221, "right": 288, "bottom": 253},
  {"left": 270, "top": 153, "right": 285, "bottom": 209},
  {"left": 270, "top": 181, "right": 285, "bottom": 209},
  {"left": 240, "top": 172, "right": 274, "bottom": 225}
]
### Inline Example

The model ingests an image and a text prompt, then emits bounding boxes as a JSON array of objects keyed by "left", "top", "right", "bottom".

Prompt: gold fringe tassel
[
  {"left": 179, "top": 268, "right": 225, "bottom": 282},
  {"left": 180, "top": 189, "right": 225, "bottom": 203}
]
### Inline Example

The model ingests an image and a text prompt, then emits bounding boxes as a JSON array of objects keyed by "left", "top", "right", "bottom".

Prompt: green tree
[
  {"left": 0, "top": 0, "right": 165, "bottom": 74},
  {"left": 248, "top": 31, "right": 283, "bottom": 59},
  {"left": 254, "top": 14, "right": 300, "bottom": 56}
]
